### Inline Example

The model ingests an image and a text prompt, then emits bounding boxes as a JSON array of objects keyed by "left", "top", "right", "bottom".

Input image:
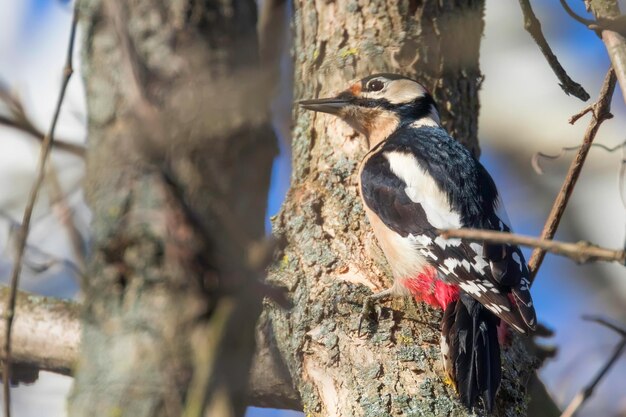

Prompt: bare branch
[
  {"left": 532, "top": 139, "right": 626, "bottom": 219},
  {"left": 0, "top": 287, "right": 300, "bottom": 409},
  {"left": 559, "top": 317, "right": 626, "bottom": 417},
  {"left": 582, "top": 315, "right": 626, "bottom": 336},
  {"left": 518, "top": 0, "right": 590, "bottom": 101},
  {"left": 589, "top": 0, "right": 626, "bottom": 105},
  {"left": 44, "top": 165, "right": 87, "bottom": 285},
  {"left": 3, "top": 216, "right": 83, "bottom": 277},
  {"left": 0, "top": 287, "right": 79, "bottom": 377},
  {"left": 527, "top": 69, "right": 616, "bottom": 281},
  {"left": 438, "top": 228, "right": 626, "bottom": 265},
  {"left": 0, "top": 94, "right": 85, "bottom": 157},
  {"left": 2, "top": 7, "right": 79, "bottom": 417},
  {"left": 531, "top": 141, "right": 624, "bottom": 175}
]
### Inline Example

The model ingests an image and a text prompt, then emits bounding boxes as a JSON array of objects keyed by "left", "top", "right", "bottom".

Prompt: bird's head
[{"left": 299, "top": 74, "right": 440, "bottom": 148}]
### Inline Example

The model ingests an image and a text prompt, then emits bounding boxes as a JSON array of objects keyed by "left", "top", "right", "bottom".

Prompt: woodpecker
[{"left": 299, "top": 73, "right": 536, "bottom": 412}]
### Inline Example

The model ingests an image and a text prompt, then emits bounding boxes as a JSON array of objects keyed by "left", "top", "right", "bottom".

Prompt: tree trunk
[
  {"left": 68, "top": 1, "right": 276, "bottom": 416},
  {"left": 266, "top": 1, "right": 537, "bottom": 416}
]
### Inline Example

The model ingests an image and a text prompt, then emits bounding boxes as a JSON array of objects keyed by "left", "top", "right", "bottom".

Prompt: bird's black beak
[{"left": 298, "top": 96, "right": 352, "bottom": 115}]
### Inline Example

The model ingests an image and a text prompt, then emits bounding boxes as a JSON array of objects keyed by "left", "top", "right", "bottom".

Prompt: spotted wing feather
[
  {"left": 415, "top": 234, "right": 530, "bottom": 333},
  {"left": 360, "top": 127, "right": 536, "bottom": 333},
  {"left": 485, "top": 196, "right": 537, "bottom": 330}
]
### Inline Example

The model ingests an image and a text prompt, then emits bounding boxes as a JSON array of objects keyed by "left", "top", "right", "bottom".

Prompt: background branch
[
  {"left": 0, "top": 88, "right": 85, "bottom": 158},
  {"left": 527, "top": 69, "right": 616, "bottom": 281},
  {"left": 559, "top": 0, "right": 597, "bottom": 27},
  {"left": 518, "top": 0, "right": 590, "bottom": 101},
  {"left": 0, "top": 287, "right": 300, "bottom": 409},
  {"left": 439, "top": 228, "right": 626, "bottom": 265},
  {"left": 582, "top": 315, "right": 626, "bottom": 336},
  {"left": 588, "top": 0, "right": 626, "bottom": 105},
  {"left": 0, "top": 288, "right": 78, "bottom": 376},
  {"left": 2, "top": 7, "right": 78, "bottom": 417},
  {"left": 44, "top": 164, "right": 87, "bottom": 284},
  {"left": 531, "top": 140, "right": 625, "bottom": 175},
  {"left": 559, "top": 318, "right": 626, "bottom": 417}
]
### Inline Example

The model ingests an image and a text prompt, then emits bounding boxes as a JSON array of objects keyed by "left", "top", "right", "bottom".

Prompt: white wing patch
[
  {"left": 443, "top": 258, "right": 460, "bottom": 276},
  {"left": 434, "top": 235, "right": 462, "bottom": 249},
  {"left": 411, "top": 234, "right": 433, "bottom": 247},
  {"left": 384, "top": 151, "right": 462, "bottom": 229},
  {"left": 470, "top": 242, "right": 483, "bottom": 256},
  {"left": 459, "top": 281, "right": 484, "bottom": 297},
  {"left": 473, "top": 255, "right": 489, "bottom": 274}
]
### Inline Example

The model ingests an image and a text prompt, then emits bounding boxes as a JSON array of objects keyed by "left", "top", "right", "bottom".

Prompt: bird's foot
[{"left": 358, "top": 288, "right": 393, "bottom": 336}]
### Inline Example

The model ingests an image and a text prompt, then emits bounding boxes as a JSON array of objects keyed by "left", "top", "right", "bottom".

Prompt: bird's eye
[{"left": 367, "top": 79, "right": 385, "bottom": 92}]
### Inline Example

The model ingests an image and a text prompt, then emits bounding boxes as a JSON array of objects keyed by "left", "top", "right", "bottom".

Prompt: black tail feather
[{"left": 442, "top": 294, "right": 501, "bottom": 413}]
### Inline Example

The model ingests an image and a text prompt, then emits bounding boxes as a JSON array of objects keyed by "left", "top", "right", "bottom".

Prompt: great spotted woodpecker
[{"left": 299, "top": 73, "right": 537, "bottom": 412}]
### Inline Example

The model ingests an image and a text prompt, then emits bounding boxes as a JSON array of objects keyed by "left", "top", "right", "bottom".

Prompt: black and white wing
[
  {"left": 361, "top": 142, "right": 536, "bottom": 333},
  {"left": 483, "top": 193, "right": 536, "bottom": 329}
]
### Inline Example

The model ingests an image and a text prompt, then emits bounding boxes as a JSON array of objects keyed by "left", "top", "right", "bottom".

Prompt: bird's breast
[{"left": 362, "top": 206, "right": 430, "bottom": 286}]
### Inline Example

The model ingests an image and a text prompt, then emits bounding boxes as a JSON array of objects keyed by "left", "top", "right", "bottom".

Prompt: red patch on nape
[
  {"left": 350, "top": 83, "right": 361, "bottom": 95},
  {"left": 403, "top": 267, "right": 459, "bottom": 310}
]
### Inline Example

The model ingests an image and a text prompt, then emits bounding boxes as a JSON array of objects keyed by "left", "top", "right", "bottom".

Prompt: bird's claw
[{"left": 358, "top": 295, "right": 382, "bottom": 336}]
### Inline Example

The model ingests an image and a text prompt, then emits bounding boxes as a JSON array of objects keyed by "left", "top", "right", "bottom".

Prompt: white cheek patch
[{"left": 384, "top": 79, "right": 428, "bottom": 104}]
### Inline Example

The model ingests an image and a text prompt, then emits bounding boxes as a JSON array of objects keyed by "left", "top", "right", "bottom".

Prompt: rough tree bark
[
  {"left": 266, "top": 1, "right": 538, "bottom": 416},
  {"left": 68, "top": 1, "right": 276, "bottom": 416}
]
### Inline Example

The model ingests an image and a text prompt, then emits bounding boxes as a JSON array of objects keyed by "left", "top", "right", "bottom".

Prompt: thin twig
[
  {"left": 531, "top": 138, "right": 626, "bottom": 235},
  {"left": 559, "top": 0, "right": 626, "bottom": 36},
  {"left": 0, "top": 87, "right": 85, "bottom": 157},
  {"left": 527, "top": 69, "right": 616, "bottom": 281},
  {"left": 569, "top": 104, "right": 594, "bottom": 125},
  {"left": 438, "top": 228, "right": 626, "bottom": 265},
  {"left": 582, "top": 315, "right": 626, "bottom": 336},
  {"left": 559, "top": 317, "right": 626, "bottom": 417},
  {"left": 44, "top": 164, "right": 87, "bottom": 284},
  {"left": 2, "top": 7, "right": 78, "bottom": 417},
  {"left": 0, "top": 87, "right": 89, "bottom": 277},
  {"left": 559, "top": 0, "right": 597, "bottom": 27},
  {"left": 518, "top": 0, "right": 590, "bottom": 101},
  {"left": 3, "top": 214, "right": 83, "bottom": 277},
  {"left": 531, "top": 140, "right": 624, "bottom": 175}
]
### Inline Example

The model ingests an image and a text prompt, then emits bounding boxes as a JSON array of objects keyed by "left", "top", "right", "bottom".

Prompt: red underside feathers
[
  {"left": 403, "top": 266, "right": 460, "bottom": 310},
  {"left": 497, "top": 319, "right": 510, "bottom": 346}
]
